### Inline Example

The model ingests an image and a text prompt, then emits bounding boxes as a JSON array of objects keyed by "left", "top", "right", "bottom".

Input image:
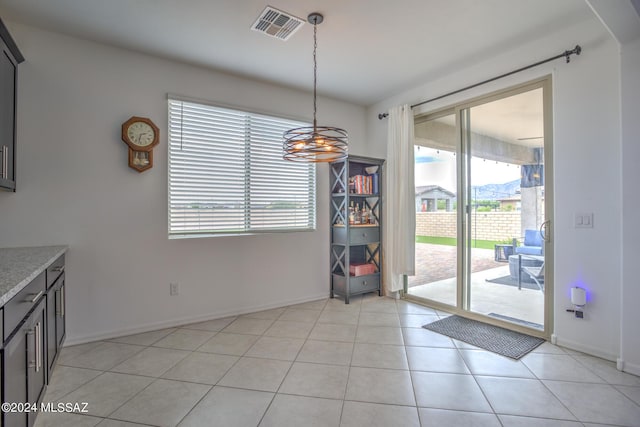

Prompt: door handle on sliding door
[{"left": 540, "top": 220, "right": 550, "bottom": 242}]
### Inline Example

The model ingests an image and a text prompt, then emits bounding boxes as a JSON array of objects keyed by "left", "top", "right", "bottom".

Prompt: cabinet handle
[
  {"left": 56, "top": 289, "right": 61, "bottom": 316},
  {"left": 25, "top": 290, "right": 43, "bottom": 303},
  {"left": 27, "top": 327, "right": 36, "bottom": 368},
  {"left": 362, "top": 281, "right": 367, "bottom": 286},
  {"left": 61, "top": 286, "right": 65, "bottom": 317},
  {"left": 1, "top": 145, "right": 7, "bottom": 180},
  {"left": 35, "top": 321, "right": 42, "bottom": 372},
  {"left": 52, "top": 265, "right": 65, "bottom": 273}
]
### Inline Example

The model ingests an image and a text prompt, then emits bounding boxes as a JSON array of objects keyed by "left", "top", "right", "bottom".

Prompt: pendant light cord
[
  {"left": 283, "top": 12, "right": 347, "bottom": 162},
  {"left": 313, "top": 21, "right": 318, "bottom": 130}
]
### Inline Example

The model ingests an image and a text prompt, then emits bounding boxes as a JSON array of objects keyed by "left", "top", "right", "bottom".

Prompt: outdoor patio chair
[
  {"left": 514, "top": 229, "right": 543, "bottom": 255},
  {"left": 522, "top": 261, "right": 544, "bottom": 292}
]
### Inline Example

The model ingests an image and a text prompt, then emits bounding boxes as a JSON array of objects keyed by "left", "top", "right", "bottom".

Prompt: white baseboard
[
  {"left": 531, "top": 336, "right": 640, "bottom": 376},
  {"left": 64, "top": 292, "right": 328, "bottom": 347},
  {"left": 553, "top": 335, "right": 618, "bottom": 362},
  {"left": 621, "top": 360, "right": 640, "bottom": 376}
]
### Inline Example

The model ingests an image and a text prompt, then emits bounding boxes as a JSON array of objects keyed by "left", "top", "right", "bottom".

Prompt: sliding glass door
[
  {"left": 406, "top": 78, "right": 552, "bottom": 336},
  {"left": 409, "top": 112, "right": 458, "bottom": 307}
]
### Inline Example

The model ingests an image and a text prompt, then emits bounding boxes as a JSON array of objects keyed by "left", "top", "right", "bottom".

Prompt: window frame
[{"left": 167, "top": 96, "right": 317, "bottom": 238}]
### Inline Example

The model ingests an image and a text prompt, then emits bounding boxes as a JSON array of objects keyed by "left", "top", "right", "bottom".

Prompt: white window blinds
[{"left": 168, "top": 99, "right": 316, "bottom": 236}]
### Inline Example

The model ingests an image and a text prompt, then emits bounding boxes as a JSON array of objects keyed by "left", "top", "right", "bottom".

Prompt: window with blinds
[{"left": 168, "top": 99, "right": 316, "bottom": 237}]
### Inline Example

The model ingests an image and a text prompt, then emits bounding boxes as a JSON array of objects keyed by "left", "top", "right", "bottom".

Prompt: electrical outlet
[{"left": 170, "top": 283, "right": 179, "bottom": 296}]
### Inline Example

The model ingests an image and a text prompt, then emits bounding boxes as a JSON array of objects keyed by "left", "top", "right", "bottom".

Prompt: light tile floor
[{"left": 36, "top": 295, "right": 640, "bottom": 427}]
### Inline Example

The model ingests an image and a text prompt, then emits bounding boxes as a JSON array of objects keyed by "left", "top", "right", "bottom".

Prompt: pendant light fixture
[{"left": 283, "top": 13, "right": 348, "bottom": 162}]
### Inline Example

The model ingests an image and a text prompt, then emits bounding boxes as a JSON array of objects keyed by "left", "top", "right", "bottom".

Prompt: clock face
[{"left": 127, "top": 121, "right": 156, "bottom": 147}]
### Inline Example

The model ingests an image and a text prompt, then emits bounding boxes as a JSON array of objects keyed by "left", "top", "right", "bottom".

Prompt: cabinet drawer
[
  {"left": 46, "top": 254, "right": 65, "bottom": 289},
  {"left": 349, "top": 227, "right": 379, "bottom": 245},
  {"left": 332, "top": 226, "right": 380, "bottom": 245},
  {"left": 350, "top": 274, "right": 380, "bottom": 292},
  {"left": 332, "top": 273, "right": 380, "bottom": 295},
  {"left": 4, "top": 271, "right": 45, "bottom": 342}
]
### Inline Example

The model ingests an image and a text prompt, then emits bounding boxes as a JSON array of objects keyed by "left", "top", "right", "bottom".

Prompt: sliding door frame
[{"left": 405, "top": 76, "right": 554, "bottom": 339}]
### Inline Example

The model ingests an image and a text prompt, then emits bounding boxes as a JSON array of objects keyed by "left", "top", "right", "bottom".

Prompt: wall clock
[{"left": 121, "top": 116, "right": 160, "bottom": 173}]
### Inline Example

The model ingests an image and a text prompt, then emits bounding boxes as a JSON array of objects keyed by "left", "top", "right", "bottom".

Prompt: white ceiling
[{"left": 0, "top": 0, "right": 598, "bottom": 106}]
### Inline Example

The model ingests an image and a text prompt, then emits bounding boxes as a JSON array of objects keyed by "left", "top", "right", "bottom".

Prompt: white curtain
[{"left": 383, "top": 105, "right": 415, "bottom": 293}]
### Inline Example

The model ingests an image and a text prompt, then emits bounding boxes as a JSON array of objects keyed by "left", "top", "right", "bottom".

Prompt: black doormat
[
  {"left": 423, "top": 315, "right": 545, "bottom": 359},
  {"left": 485, "top": 275, "right": 540, "bottom": 290}
]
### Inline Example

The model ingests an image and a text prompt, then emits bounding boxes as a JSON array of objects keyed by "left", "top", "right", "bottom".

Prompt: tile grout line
[
  {"left": 338, "top": 297, "right": 362, "bottom": 426},
  {"left": 103, "top": 329, "right": 225, "bottom": 425},
  {"left": 538, "top": 375, "right": 639, "bottom": 424},
  {"left": 156, "top": 311, "right": 283, "bottom": 426},
  {"left": 461, "top": 334, "right": 581, "bottom": 424},
  {"left": 41, "top": 365, "right": 106, "bottom": 404},
  {"left": 398, "top": 298, "right": 423, "bottom": 425},
  {"left": 88, "top": 324, "right": 222, "bottom": 424},
  {"left": 255, "top": 299, "right": 326, "bottom": 427},
  {"left": 170, "top": 382, "right": 213, "bottom": 427},
  {"left": 445, "top": 329, "right": 505, "bottom": 426},
  {"left": 101, "top": 373, "right": 165, "bottom": 421},
  {"left": 222, "top": 310, "right": 285, "bottom": 426},
  {"left": 564, "top": 349, "right": 640, "bottom": 395},
  {"left": 611, "top": 385, "right": 640, "bottom": 410}
]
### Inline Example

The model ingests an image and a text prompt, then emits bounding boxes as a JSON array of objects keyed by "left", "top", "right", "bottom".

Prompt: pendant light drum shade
[
  {"left": 283, "top": 12, "right": 348, "bottom": 163},
  {"left": 283, "top": 125, "right": 348, "bottom": 162}
]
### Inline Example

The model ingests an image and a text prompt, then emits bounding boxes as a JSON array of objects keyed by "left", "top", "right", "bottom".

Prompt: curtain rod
[{"left": 378, "top": 45, "right": 582, "bottom": 120}]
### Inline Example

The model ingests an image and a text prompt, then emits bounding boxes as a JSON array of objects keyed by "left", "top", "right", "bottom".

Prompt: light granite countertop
[{"left": 0, "top": 246, "right": 67, "bottom": 307}]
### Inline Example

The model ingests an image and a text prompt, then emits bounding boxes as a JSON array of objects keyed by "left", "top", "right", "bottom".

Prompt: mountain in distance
[{"left": 472, "top": 179, "right": 520, "bottom": 200}]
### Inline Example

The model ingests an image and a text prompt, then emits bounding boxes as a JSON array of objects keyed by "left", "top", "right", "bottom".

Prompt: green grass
[{"left": 415, "top": 235, "right": 501, "bottom": 250}]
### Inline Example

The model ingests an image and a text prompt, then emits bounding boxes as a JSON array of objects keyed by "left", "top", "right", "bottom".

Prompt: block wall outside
[{"left": 416, "top": 212, "right": 521, "bottom": 241}]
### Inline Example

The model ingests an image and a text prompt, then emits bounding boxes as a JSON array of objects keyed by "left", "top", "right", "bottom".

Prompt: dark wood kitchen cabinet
[
  {"left": 0, "top": 17, "right": 24, "bottom": 191},
  {"left": 3, "top": 288, "right": 46, "bottom": 427},
  {"left": 1, "top": 252, "right": 66, "bottom": 427},
  {"left": 46, "top": 265, "right": 65, "bottom": 373}
]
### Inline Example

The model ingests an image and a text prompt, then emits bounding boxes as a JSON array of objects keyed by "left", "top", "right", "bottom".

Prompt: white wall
[
  {"left": 621, "top": 38, "right": 640, "bottom": 375},
  {"left": 0, "top": 22, "right": 367, "bottom": 344},
  {"left": 367, "top": 17, "right": 627, "bottom": 362}
]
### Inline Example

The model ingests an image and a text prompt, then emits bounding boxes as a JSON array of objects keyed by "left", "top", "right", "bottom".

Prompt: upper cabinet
[{"left": 0, "top": 18, "right": 24, "bottom": 192}]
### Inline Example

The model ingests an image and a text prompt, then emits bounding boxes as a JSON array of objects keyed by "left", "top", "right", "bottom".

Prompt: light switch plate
[
  {"left": 170, "top": 283, "right": 179, "bottom": 296},
  {"left": 575, "top": 213, "right": 594, "bottom": 228}
]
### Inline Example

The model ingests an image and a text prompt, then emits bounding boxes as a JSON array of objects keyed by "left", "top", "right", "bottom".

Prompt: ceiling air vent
[{"left": 251, "top": 6, "right": 304, "bottom": 41}]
